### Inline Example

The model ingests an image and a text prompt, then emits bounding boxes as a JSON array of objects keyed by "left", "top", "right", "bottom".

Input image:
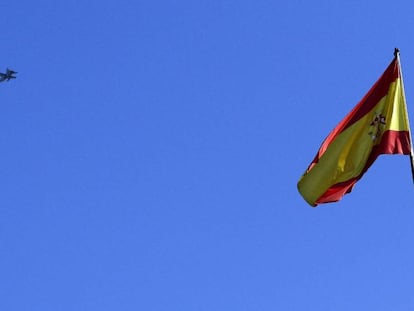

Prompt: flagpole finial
[{"left": 394, "top": 48, "right": 400, "bottom": 58}]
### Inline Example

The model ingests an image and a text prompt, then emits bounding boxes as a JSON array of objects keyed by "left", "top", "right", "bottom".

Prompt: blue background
[{"left": 2, "top": 1, "right": 414, "bottom": 310}]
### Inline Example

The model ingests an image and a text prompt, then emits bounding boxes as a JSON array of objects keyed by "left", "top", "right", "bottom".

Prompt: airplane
[{"left": 0, "top": 68, "right": 17, "bottom": 82}]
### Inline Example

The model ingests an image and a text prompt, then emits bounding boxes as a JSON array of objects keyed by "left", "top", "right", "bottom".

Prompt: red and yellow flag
[{"left": 298, "top": 52, "right": 413, "bottom": 207}]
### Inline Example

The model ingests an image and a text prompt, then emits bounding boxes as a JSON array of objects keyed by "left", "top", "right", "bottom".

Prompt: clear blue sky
[{"left": 2, "top": 1, "right": 414, "bottom": 310}]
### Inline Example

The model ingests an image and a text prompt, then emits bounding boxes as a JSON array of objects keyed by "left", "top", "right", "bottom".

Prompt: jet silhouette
[{"left": 0, "top": 68, "right": 17, "bottom": 82}]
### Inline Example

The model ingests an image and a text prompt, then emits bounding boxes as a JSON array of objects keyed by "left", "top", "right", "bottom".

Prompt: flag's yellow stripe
[
  {"left": 298, "top": 78, "right": 408, "bottom": 206},
  {"left": 385, "top": 78, "right": 409, "bottom": 131}
]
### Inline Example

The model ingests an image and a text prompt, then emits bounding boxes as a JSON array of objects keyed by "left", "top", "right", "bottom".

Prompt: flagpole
[{"left": 395, "top": 48, "right": 414, "bottom": 184}]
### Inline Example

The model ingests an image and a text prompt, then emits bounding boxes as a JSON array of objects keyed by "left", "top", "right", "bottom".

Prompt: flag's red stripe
[{"left": 315, "top": 130, "right": 411, "bottom": 204}]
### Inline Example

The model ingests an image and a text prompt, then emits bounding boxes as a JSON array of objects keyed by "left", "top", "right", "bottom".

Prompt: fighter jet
[{"left": 0, "top": 68, "right": 17, "bottom": 82}]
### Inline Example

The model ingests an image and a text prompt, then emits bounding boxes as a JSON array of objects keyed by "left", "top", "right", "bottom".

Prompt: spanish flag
[{"left": 298, "top": 50, "right": 414, "bottom": 207}]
